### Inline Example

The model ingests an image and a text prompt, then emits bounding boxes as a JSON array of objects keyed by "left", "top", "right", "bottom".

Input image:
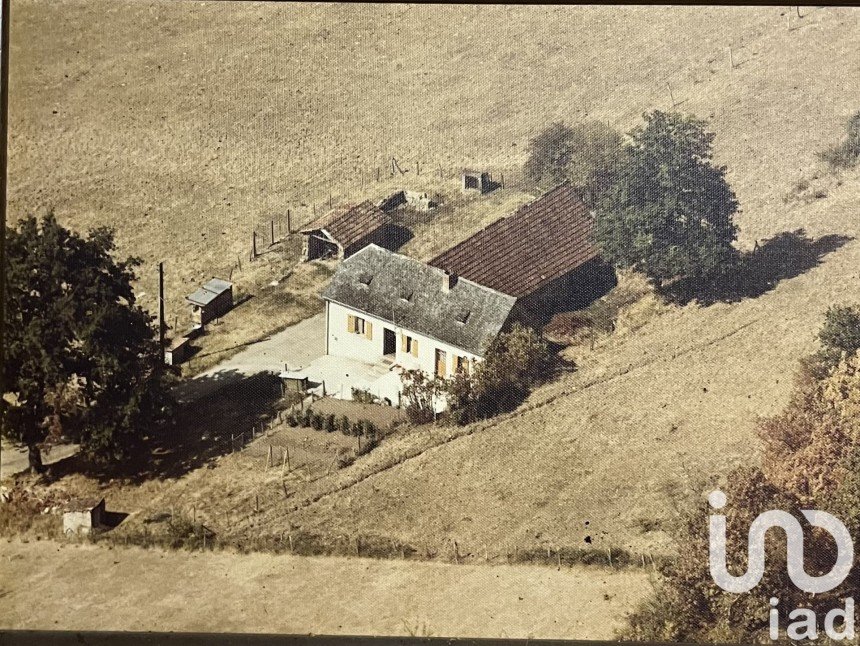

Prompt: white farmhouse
[
  {"left": 312, "top": 182, "right": 615, "bottom": 406},
  {"left": 318, "top": 244, "right": 517, "bottom": 404}
]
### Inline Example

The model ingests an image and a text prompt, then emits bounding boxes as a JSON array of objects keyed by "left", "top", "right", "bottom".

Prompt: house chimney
[{"left": 441, "top": 270, "right": 457, "bottom": 293}]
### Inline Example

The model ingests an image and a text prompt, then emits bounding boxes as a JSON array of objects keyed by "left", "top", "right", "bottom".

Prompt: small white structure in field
[{"left": 63, "top": 498, "right": 105, "bottom": 536}]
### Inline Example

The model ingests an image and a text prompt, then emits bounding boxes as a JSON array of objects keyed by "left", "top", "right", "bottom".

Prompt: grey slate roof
[
  {"left": 186, "top": 278, "right": 232, "bottom": 306},
  {"left": 321, "top": 244, "right": 517, "bottom": 356}
]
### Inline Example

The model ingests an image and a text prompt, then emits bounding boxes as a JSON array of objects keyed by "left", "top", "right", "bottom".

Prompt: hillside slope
[
  {"left": 8, "top": 1, "right": 860, "bottom": 559},
  {"left": 9, "top": 3, "right": 859, "bottom": 314}
]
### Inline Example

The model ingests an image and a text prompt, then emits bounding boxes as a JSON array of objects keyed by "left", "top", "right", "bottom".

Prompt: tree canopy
[
  {"left": 2, "top": 213, "right": 173, "bottom": 471},
  {"left": 524, "top": 120, "right": 625, "bottom": 207},
  {"left": 594, "top": 111, "right": 739, "bottom": 285}
]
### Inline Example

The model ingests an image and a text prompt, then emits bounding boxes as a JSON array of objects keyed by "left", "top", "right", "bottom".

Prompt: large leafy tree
[
  {"left": 2, "top": 213, "right": 173, "bottom": 471},
  {"left": 524, "top": 121, "right": 625, "bottom": 207},
  {"left": 595, "top": 111, "right": 739, "bottom": 285}
]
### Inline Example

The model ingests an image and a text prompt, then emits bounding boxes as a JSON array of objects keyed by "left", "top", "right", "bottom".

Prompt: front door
[{"left": 383, "top": 328, "right": 396, "bottom": 356}]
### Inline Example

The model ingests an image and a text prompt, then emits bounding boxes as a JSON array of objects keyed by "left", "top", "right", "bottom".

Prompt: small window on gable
[
  {"left": 454, "top": 309, "right": 471, "bottom": 324},
  {"left": 357, "top": 272, "right": 373, "bottom": 287},
  {"left": 399, "top": 289, "right": 413, "bottom": 303}
]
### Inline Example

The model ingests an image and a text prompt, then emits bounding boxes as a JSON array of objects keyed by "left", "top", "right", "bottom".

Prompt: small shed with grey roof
[{"left": 186, "top": 278, "right": 234, "bottom": 326}]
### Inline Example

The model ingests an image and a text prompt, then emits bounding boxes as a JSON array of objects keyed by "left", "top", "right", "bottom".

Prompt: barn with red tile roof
[{"left": 429, "top": 183, "right": 616, "bottom": 324}]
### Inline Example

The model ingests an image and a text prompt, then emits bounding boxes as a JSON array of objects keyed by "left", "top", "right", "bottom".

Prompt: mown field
[{"left": 5, "top": 1, "right": 860, "bottom": 635}]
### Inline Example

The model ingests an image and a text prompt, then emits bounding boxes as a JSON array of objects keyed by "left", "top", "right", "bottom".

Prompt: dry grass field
[
  {"left": 11, "top": 3, "right": 858, "bottom": 317},
  {"left": 5, "top": 1, "right": 860, "bottom": 635},
  {"left": 0, "top": 539, "right": 650, "bottom": 638}
]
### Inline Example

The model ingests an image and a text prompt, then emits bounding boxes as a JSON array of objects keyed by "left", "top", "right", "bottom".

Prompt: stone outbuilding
[
  {"left": 462, "top": 169, "right": 492, "bottom": 194},
  {"left": 63, "top": 498, "right": 106, "bottom": 536}
]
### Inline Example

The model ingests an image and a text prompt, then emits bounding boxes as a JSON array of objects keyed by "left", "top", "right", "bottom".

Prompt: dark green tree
[
  {"left": 524, "top": 121, "right": 625, "bottom": 207},
  {"left": 595, "top": 111, "right": 739, "bottom": 285},
  {"left": 2, "top": 213, "right": 173, "bottom": 471}
]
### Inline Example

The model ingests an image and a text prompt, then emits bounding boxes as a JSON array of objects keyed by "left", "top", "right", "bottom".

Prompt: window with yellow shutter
[
  {"left": 401, "top": 334, "right": 418, "bottom": 356},
  {"left": 349, "top": 315, "right": 366, "bottom": 335},
  {"left": 365, "top": 322, "right": 373, "bottom": 340}
]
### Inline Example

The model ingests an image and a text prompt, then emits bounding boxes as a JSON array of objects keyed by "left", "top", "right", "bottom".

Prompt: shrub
[
  {"left": 361, "top": 420, "right": 377, "bottom": 437},
  {"left": 524, "top": 121, "right": 625, "bottom": 207},
  {"left": 164, "top": 514, "right": 213, "bottom": 551},
  {"left": 286, "top": 413, "right": 298, "bottom": 427},
  {"left": 338, "top": 415, "right": 351, "bottom": 435},
  {"left": 310, "top": 412, "right": 323, "bottom": 431},
  {"left": 817, "top": 303, "right": 860, "bottom": 367},
  {"left": 350, "top": 421, "right": 362, "bottom": 437},
  {"left": 818, "top": 110, "right": 860, "bottom": 171},
  {"left": 357, "top": 434, "right": 378, "bottom": 456},
  {"left": 336, "top": 451, "right": 356, "bottom": 469},
  {"left": 400, "top": 369, "right": 442, "bottom": 424},
  {"left": 323, "top": 414, "right": 336, "bottom": 433},
  {"left": 448, "top": 323, "right": 552, "bottom": 425},
  {"left": 351, "top": 387, "right": 377, "bottom": 404}
]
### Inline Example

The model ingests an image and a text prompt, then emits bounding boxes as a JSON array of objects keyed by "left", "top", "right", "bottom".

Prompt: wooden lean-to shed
[
  {"left": 186, "top": 278, "right": 234, "bottom": 326},
  {"left": 300, "top": 201, "right": 390, "bottom": 262}
]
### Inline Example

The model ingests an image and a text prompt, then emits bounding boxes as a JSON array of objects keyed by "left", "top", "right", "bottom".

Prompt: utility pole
[{"left": 157, "top": 262, "right": 166, "bottom": 363}]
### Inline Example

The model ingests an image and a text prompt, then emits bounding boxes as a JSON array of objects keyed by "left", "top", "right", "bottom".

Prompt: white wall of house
[{"left": 326, "top": 300, "right": 481, "bottom": 379}]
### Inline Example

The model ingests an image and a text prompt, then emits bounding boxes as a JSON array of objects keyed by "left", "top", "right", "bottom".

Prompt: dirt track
[{"left": 0, "top": 540, "right": 650, "bottom": 639}]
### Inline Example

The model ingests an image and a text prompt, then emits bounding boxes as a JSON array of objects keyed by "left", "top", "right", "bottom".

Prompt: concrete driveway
[{"left": 177, "top": 312, "right": 326, "bottom": 401}]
